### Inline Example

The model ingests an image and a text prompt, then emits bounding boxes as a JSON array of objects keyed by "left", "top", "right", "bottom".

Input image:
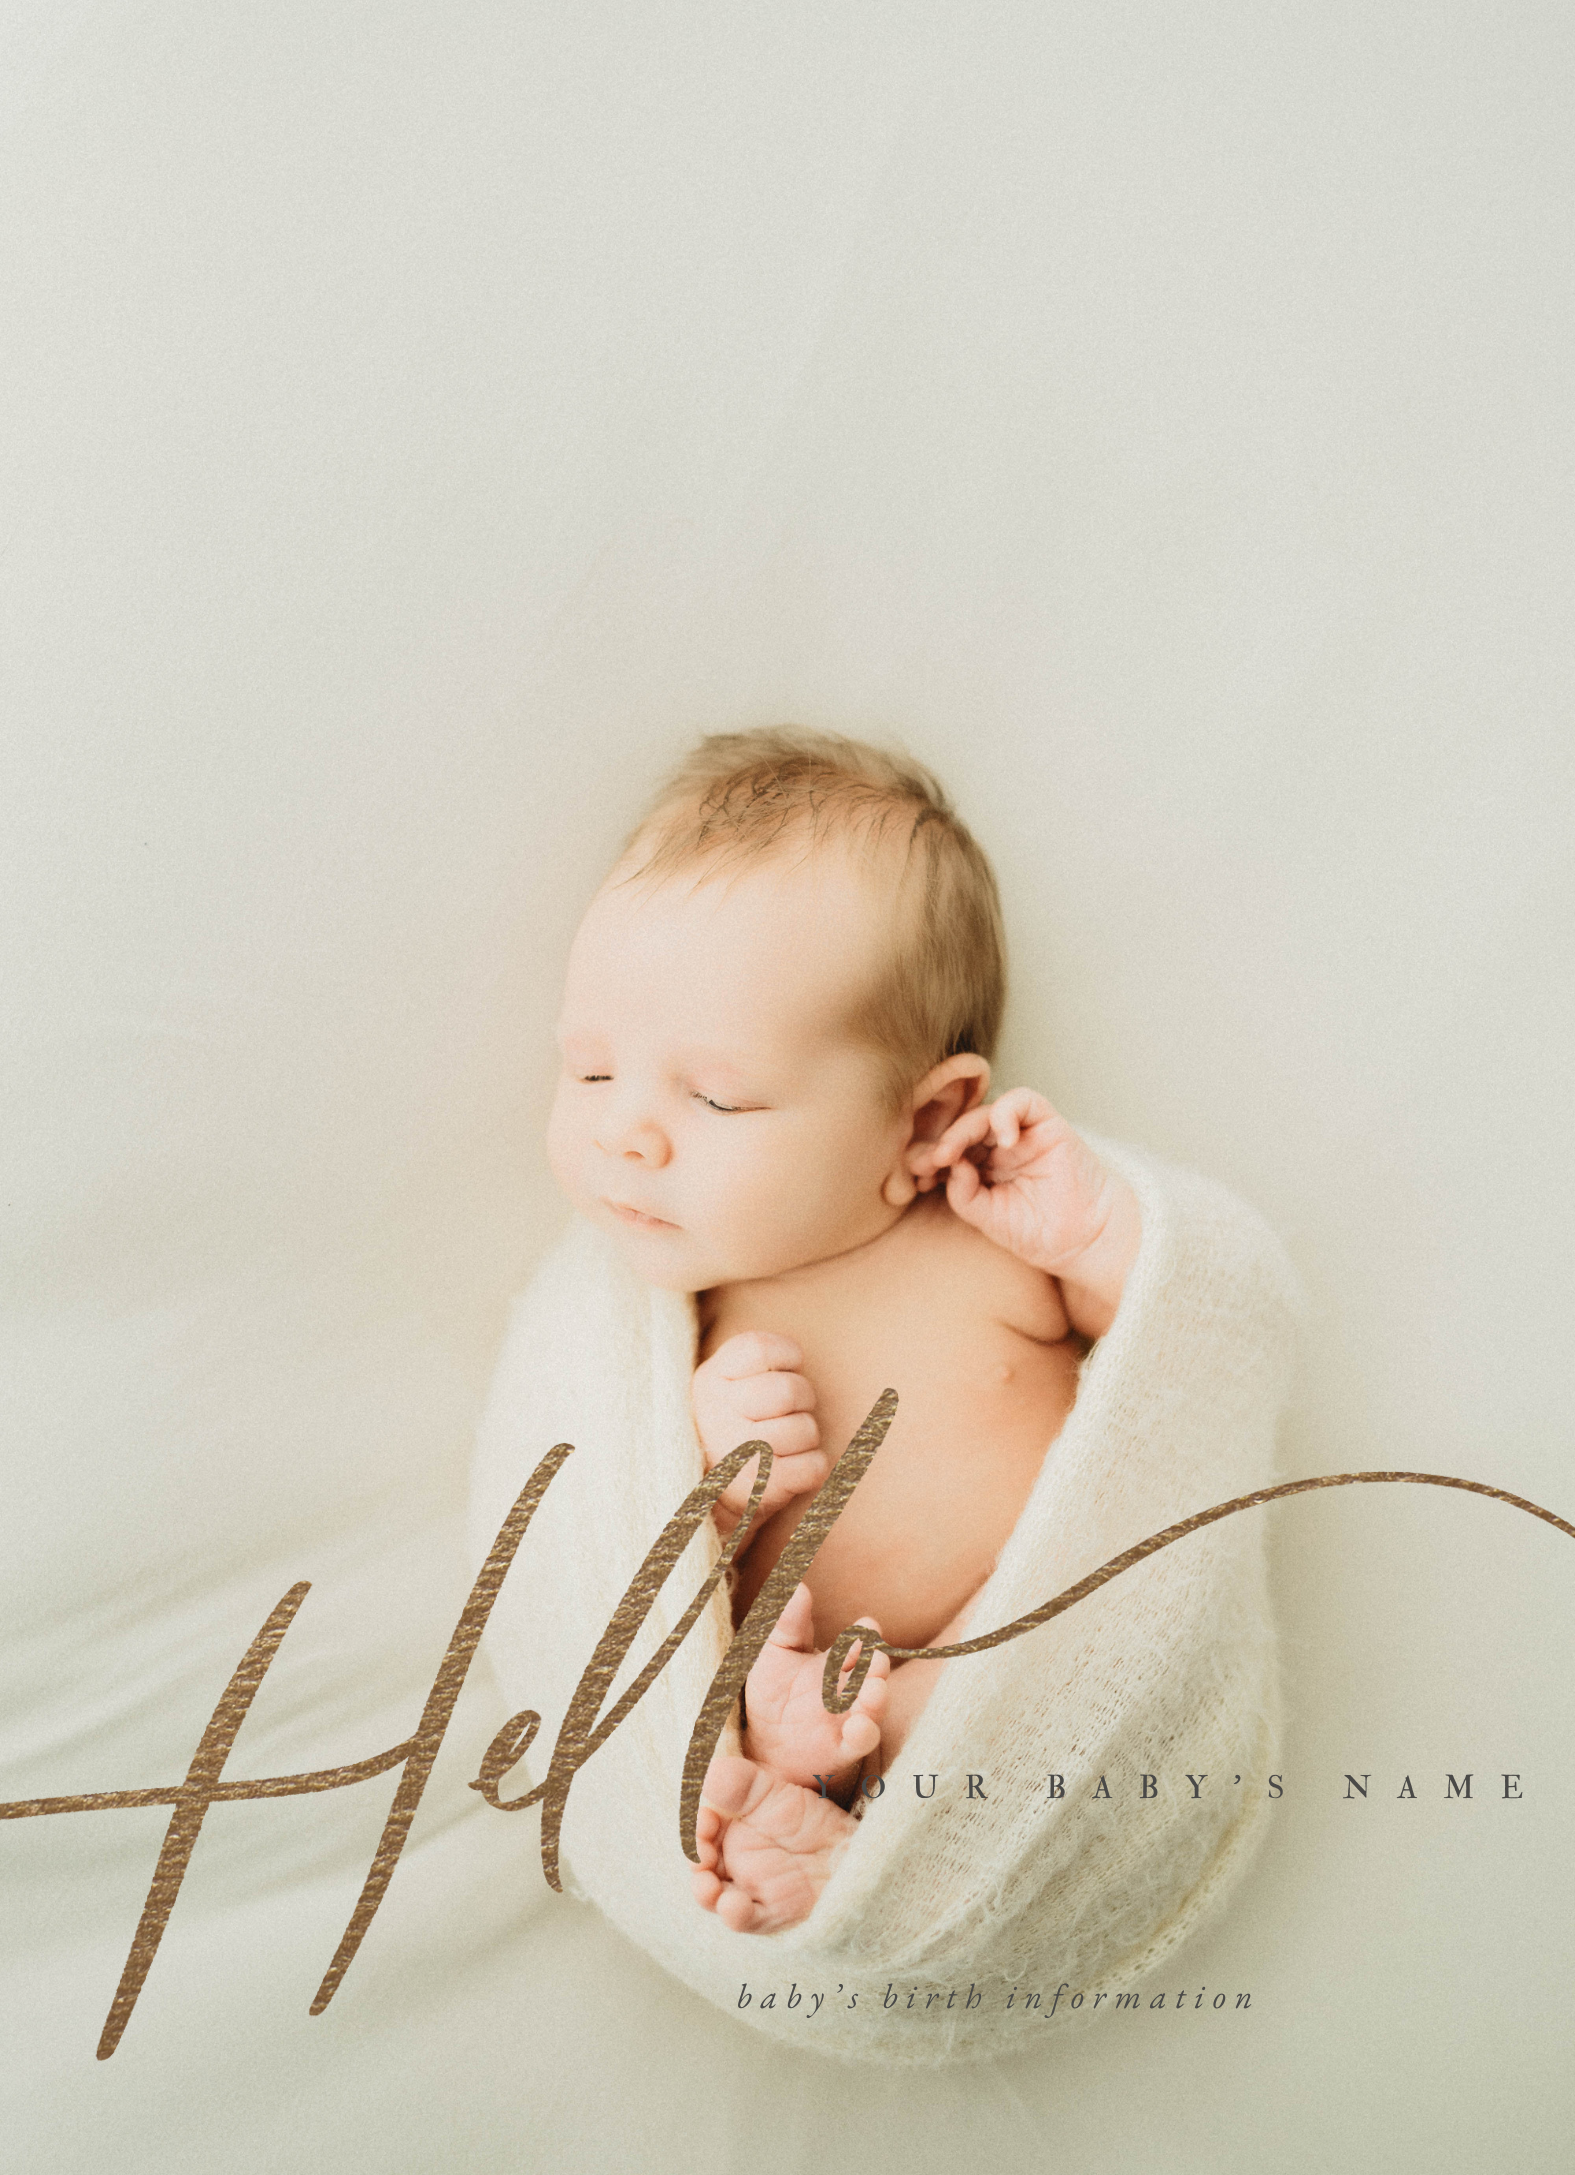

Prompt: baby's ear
[
  {"left": 882, "top": 1056, "right": 990, "bottom": 1207},
  {"left": 908, "top": 1053, "right": 991, "bottom": 1144}
]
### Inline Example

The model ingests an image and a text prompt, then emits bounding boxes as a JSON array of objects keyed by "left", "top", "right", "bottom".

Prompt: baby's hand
[
  {"left": 909, "top": 1088, "right": 1142, "bottom": 1338},
  {"left": 741, "top": 1581, "right": 889, "bottom": 1793},
  {"left": 691, "top": 1332, "right": 827, "bottom": 1535}
]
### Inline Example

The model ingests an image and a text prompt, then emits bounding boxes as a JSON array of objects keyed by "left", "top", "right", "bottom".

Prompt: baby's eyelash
[{"left": 569, "top": 1070, "right": 753, "bottom": 1113}]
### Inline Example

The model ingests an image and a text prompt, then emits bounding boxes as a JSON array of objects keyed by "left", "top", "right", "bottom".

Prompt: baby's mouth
[{"left": 605, "top": 1198, "right": 681, "bottom": 1233}]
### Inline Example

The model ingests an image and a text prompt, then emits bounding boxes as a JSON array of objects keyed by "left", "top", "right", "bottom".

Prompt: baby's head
[{"left": 547, "top": 727, "right": 1007, "bottom": 1292}]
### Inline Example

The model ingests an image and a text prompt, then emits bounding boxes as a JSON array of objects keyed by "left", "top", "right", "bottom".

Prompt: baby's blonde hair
[{"left": 612, "top": 726, "right": 1007, "bottom": 1114}]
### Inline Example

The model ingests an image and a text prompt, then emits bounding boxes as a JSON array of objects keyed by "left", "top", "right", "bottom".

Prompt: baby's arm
[
  {"left": 909, "top": 1089, "right": 1141, "bottom": 1338},
  {"left": 691, "top": 1331, "right": 827, "bottom": 1534}
]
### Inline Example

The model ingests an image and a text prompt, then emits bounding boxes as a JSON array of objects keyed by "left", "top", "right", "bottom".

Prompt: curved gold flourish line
[
  {"left": 9, "top": 1469, "right": 1571, "bottom": 1817},
  {"left": 820, "top": 1470, "right": 1575, "bottom": 1704},
  {"left": 0, "top": 1743, "right": 419, "bottom": 1822}
]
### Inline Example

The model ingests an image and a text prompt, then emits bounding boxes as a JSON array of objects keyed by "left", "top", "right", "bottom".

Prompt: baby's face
[{"left": 547, "top": 849, "right": 911, "bottom": 1292}]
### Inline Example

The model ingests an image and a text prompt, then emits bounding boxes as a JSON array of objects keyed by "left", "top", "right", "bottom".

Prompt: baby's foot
[
  {"left": 692, "top": 1755, "right": 861, "bottom": 1933},
  {"left": 741, "top": 1581, "right": 889, "bottom": 1793}
]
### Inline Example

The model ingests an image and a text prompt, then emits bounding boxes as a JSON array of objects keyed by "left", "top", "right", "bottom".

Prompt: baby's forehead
[{"left": 572, "top": 843, "right": 900, "bottom": 1025}]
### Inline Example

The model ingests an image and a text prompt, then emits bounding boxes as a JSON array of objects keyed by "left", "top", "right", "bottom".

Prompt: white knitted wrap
[{"left": 468, "top": 1139, "right": 1302, "bottom": 2063}]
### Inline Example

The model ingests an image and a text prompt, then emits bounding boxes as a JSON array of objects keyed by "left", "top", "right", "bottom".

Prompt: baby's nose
[{"left": 597, "top": 1111, "right": 671, "bottom": 1165}]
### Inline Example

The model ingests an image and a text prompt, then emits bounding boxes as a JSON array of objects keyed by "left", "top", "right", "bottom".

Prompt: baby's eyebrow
[
  {"left": 673, "top": 1045, "right": 757, "bottom": 1083},
  {"left": 550, "top": 1022, "right": 604, "bottom": 1057}
]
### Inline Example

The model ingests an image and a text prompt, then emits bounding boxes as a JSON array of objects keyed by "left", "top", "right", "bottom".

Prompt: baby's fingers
[
  {"left": 711, "top": 1330, "right": 805, "bottom": 1380},
  {"left": 986, "top": 1086, "right": 1062, "bottom": 1151},
  {"left": 911, "top": 1105, "right": 994, "bottom": 1175},
  {"left": 713, "top": 1412, "right": 820, "bottom": 1488},
  {"left": 943, "top": 1157, "right": 985, "bottom": 1212},
  {"left": 731, "top": 1369, "right": 817, "bottom": 1424},
  {"left": 837, "top": 1709, "right": 882, "bottom": 1761},
  {"left": 764, "top": 1581, "right": 818, "bottom": 1655},
  {"left": 761, "top": 1446, "right": 831, "bottom": 1508},
  {"left": 835, "top": 1620, "right": 891, "bottom": 1702},
  {"left": 719, "top": 1443, "right": 828, "bottom": 1527},
  {"left": 915, "top": 1088, "right": 1062, "bottom": 1176},
  {"left": 837, "top": 1618, "right": 890, "bottom": 1680}
]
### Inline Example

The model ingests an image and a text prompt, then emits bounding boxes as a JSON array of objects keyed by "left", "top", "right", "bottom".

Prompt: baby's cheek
[
  {"left": 544, "top": 1099, "right": 590, "bottom": 1208},
  {"left": 691, "top": 1148, "right": 775, "bottom": 1243}
]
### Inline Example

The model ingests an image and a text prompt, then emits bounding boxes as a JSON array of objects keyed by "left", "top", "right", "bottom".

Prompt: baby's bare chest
[{"left": 701, "top": 1204, "right": 1086, "bottom": 1648}]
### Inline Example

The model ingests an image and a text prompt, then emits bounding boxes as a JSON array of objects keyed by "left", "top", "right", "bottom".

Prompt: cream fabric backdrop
[{"left": 2, "top": 4, "right": 1571, "bottom": 2169}]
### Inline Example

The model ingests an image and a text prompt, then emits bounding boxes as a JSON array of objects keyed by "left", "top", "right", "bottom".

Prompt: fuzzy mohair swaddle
[{"left": 468, "top": 1138, "right": 1302, "bottom": 2063}]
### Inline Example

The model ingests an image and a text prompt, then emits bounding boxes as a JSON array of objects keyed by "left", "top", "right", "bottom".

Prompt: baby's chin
[
  {"left": 588, "top": 1197, "right": 719, "bottom": 1292},
  {"left": 567, "top": 1184, "right": 850, "bottom": 1292},
  {"left": 592, "top": 1203, "right": 817, "bottom": 1295}
]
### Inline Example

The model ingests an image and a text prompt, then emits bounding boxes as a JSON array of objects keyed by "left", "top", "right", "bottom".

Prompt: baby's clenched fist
[{"left": 691, "top": 1331, "right": 826, "bottom": 1535}]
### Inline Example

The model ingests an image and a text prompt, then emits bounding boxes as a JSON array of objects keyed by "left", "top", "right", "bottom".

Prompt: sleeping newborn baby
[{"left": 546, "top": 727, "right": 1142, "bottom": 1935}]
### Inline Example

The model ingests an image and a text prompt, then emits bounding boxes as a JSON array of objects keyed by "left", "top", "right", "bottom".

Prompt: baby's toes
[
  {"left": 693, "top": 1807, "right": 722, "bottom": 1871},
  {"left": 692, "top": 1866, "right": 725, "bottom": 1911},
  {"left": 698, "top": 1753, "right": 774, "bottom": 1827},
  {"left": 715, "top": 1885, "right": 764, "bottom": 1934}
]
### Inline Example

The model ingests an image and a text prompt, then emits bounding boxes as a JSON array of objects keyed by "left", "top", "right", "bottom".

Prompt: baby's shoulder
[{"left": 890, "top": 1193, "right": 1071, "bottom": 1345}]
